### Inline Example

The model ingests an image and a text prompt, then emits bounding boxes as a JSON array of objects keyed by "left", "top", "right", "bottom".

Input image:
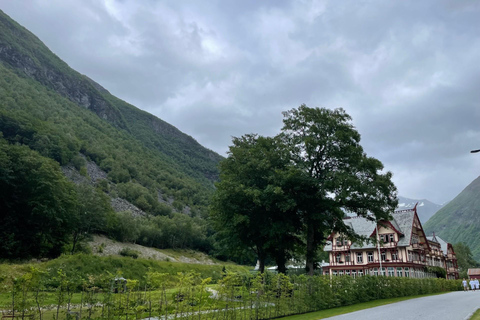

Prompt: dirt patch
[{"left": 88, "top": 235, "right": 218, "bottom": 265}]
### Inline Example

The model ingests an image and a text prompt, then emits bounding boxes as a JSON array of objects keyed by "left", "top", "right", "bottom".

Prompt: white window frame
[
  {"left": 356, "top": 252, "right": 363, "bottom": 263},
  {"left": 367, "top": 252, "right": 374, "bottom": 262},
  {"left": 397, "top": 267, "right": 403, "bottom": 277},
  {"left": 388, "top": 267, "right": 395, "bottom": 277}
]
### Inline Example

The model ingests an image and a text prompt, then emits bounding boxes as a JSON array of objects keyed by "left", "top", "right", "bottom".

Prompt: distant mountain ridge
[
  {"left": 424, "top": 176, "right": 480, "bottom": 261},
  {"left": 397, "top": 196, "right": 443, "bottom": 224}
]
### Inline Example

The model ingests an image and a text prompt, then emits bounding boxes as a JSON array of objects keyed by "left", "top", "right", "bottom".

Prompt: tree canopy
[
  {"left": 454, "top": 242, "right": 479, "bottom": 278},
  {"left": 0, "top": 138, "right": 77, "bottom": 258},
  {"left": 211, "top": 105, "right": 398, "bottom": 274},
  {"left": 210, "top": 135, "right": 302, "bottom": 273}
]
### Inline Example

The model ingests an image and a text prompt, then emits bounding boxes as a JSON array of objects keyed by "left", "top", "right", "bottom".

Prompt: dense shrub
[{"left": 119, "top": 248, "right": 140, "bottom": 259}]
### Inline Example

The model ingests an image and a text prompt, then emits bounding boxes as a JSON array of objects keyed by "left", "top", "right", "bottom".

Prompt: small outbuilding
[
  {"left": 110, "top": 277, "right": 127, "bottom": 293},
  {"left": 467, "top": 269, "right": 480, "bottom": 279}
]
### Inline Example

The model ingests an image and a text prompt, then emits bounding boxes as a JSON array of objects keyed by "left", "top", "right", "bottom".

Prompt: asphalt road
[{"left": 325, "top": 291, "right": 480, "bottom": 320}]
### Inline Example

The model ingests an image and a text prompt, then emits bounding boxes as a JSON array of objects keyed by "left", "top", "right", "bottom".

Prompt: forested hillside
[
  {"left": 0, "top": 9, "right": 223, "bottom": 259},
  {"left": 424, "top": 176, "right": 480, "bottom": 261}
]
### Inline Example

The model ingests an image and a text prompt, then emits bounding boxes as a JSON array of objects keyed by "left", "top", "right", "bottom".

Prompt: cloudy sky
[{"left": 1, "top": 0, "right": 480, "bottom": 204}]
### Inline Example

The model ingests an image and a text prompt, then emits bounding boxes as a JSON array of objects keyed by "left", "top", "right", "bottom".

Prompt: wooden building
[
  {"left": 467, "top": 268, "right": 480, "bottom": 280},
  {"left": 323, "top": 206, "right": 458, "bottom": 279}
]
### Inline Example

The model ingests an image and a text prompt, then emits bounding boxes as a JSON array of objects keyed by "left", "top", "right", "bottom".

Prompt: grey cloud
[{"left": 1, "top": 0, "right": 480, "bottom": 204}]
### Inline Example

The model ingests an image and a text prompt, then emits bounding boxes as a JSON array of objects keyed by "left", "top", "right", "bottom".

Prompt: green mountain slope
[
  {"left": 424, "top": 175, "right": 480, "bottom": 260},
  {"left": 0, "top": 9, "right": 222, "bottom": 186},
  {"left": 0, "top": 9, "right": 223, "bottom": 258}
]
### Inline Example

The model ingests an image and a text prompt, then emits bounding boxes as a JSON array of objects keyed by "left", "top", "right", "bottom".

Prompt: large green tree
[
  {"left": 70, "top": 183, "right": 112, "bottom": 254},
  {"left": 454, "top": 242, "right": 479, "bottom": 278},
  {"left": 280, "top": 105, "right": 398, "bottom": 274},
  {"left": 210, "top": 135, "right": 301, "bottom": 273},
  {"left": 0, "top": 137, "right": 77, "bottom": 258},
  {"left": 210, "top": 106, "right": 397, "bottom": 274}
]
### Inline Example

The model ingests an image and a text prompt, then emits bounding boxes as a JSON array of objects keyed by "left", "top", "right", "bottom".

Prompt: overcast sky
[{"left": 1, "top": 0, "right": 480, "bottom": 204}]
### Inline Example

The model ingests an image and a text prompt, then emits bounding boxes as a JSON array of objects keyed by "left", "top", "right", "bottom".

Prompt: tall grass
[{"left": 0, "top": 254, "right": 249, "bottom": 291}]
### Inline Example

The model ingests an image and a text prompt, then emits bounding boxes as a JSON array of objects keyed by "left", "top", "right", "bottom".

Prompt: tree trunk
[
  {"left": 257, "top": 248, "right": 267, "bottom": 273},
  {"left": 71, "top": 232, "right": 79, "bottom": 255},
  {"left": 305, "top": 221, "right": 315, "bottom": 276},
  {"left": 275, "top": 253, "right": 287, "bottom": 274}
]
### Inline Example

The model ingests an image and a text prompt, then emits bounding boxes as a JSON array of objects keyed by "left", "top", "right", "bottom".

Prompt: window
[
  {"left": 339, "top": 270, "right": 344, "bottom": 276},
  {"left": 367, "top": 252, "right": 374, "bottom": 262},
  {"left": 345, "top": 253, "right": 351, "bottom": 263},
  {"left": 392, "top": 250, "right": 398, "bottom": 261},
  {"left": 411, "top": 234, "right": 419, "bottom": 244},
  {"left": 405, "top": 267, "right": 410, "bottom": 277},
  {"left": 336, "top": 237, "right": 347, "bottom": 246},
  {"left": 380, "top": 234, "right": 386, "bottom": 242},
  {"left": 380, "top": 267, "right": 386, "bottom": 276},
  {"left": 358, "top": 270, "right": 363, "bottom": 277},
  {"left": 408, "top": 251, "right": 412, "bottom": 262},
  {"left": 389, "top": 234, "right": 395, "bottom": 242},
  {"left": 333, "top": 271, "right": 337, "bottom": 276},
  {"left": 357, "top": 252, "right": 363, "bottom": 263},
  {"left": 346, "top": 270, "right": 350, "bottom": 276},
  {"left": 336, "top": 254, "right": 341, "bottom": 263},
  {"left": 381, "top": 251, "right": 386, "bottom": 261},
  {"left": 373, "top": 268, "right": 378, "bottom": 276},
  {"left": 352, "top": 270, "right": 356, "bottom": 278},
  {"left": 397, "top": 267, "right": 403, "bottom": 277},
  {"left": 388, "top": 267, "right": 395, "bottom": 277}
]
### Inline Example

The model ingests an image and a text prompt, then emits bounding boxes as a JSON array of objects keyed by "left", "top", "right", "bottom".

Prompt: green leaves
[
  {"left": 0, "top": 138, "right": 76, "bottom": 258},
  {"left": 211, "top": 135, "right": 302, "bottom": 272},
  {"left": 211, "top": 105, "right": 398, "bottom": 274}
]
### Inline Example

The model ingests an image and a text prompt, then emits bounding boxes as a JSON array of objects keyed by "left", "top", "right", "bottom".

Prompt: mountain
[
  {"left": 0, "top": 9, "right": 223, "bottom": 258},
  {"left": 397, "top": 196, "right": 443, "bottom": 224},
  {"left": 424, "top": 176, "right": 480, "bottom": 261}
]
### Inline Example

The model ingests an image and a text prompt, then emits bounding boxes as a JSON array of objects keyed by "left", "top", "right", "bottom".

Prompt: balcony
[
  {"left": 331, "top": 260, "right": 356, "bottom": 266},
  {"left": 380, "top": 241, "right": 398, "bottom": 249},
  {"left": 411, "top": 243, "right": 424, "bottom": 249},
  {"left": 332, "top": 244, "right": 351, "bottom": 251}
]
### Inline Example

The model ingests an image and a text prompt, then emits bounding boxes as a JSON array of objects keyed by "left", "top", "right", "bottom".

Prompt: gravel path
[{"left": 325, "top": 291, "right": 480, "bottom": 320}]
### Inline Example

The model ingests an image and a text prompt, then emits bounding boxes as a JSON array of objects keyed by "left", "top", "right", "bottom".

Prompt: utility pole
[{"left": 376, "top": 222, "right": 383, "bottom": 275}]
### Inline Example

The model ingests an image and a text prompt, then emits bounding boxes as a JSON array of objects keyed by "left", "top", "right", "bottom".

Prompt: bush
[{"left": 119, "top": 248, "right": 140, "bottom": 259}]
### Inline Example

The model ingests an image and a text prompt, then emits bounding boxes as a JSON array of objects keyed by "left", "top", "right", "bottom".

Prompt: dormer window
[
  {"left": 380, "top": 233, "right": 395, "bottom": 243},
  {"left": 336, "top": 237, "right": 347, "bottom": 246}
]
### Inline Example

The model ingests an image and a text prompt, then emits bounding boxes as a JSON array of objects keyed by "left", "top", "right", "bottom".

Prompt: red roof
[{"left": 468, "top": 268, "right": 480, "bottom": 276}]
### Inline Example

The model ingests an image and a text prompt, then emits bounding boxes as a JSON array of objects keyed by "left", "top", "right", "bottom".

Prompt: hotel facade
[{"left": 323, "top": 207, "right": 458, "bottom": 279}]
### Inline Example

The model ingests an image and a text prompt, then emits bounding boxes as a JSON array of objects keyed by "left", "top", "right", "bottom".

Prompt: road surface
[{"left": 326, "top": 291, "right": 480, "bottom": 320}]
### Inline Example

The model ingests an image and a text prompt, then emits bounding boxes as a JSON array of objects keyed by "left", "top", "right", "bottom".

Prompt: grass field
[{"left": 469, "top": 308, "right": 480, "bottom": 320}]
